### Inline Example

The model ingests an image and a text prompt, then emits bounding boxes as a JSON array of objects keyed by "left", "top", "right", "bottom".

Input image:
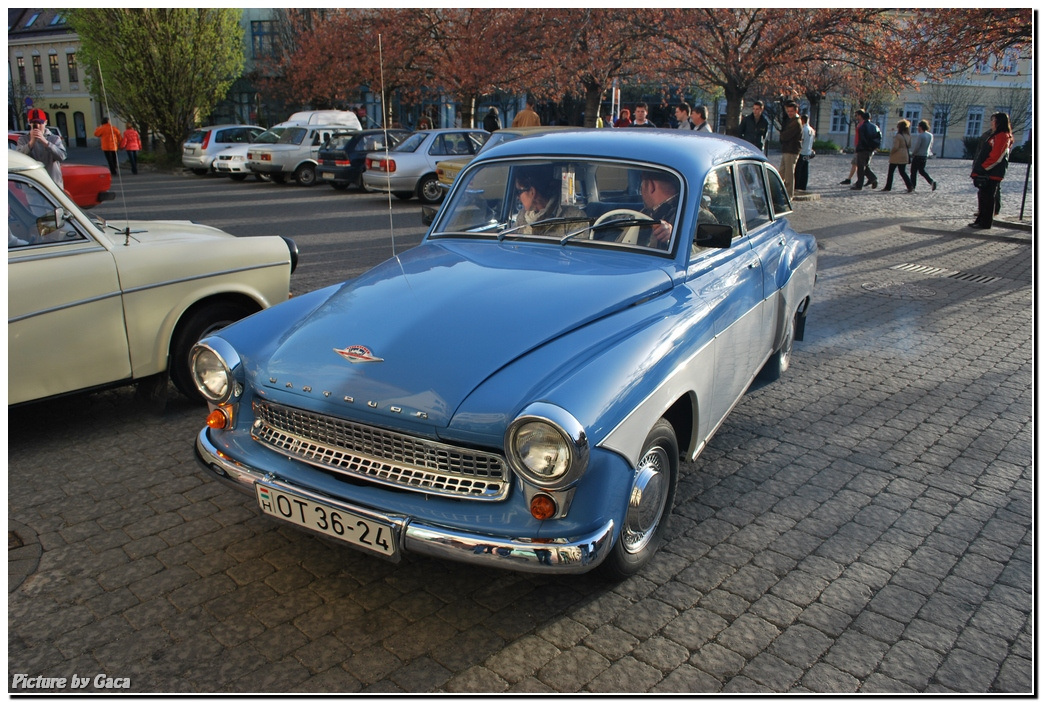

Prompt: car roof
[
  {"left": 9, "top": 150, "right": 43, "bottom": 173},
  {"left": 474, "top": 129, "right": 765, "bottom": 172},
  {"left": 193, "top": 123, "right": 261, "bottom": 131}
]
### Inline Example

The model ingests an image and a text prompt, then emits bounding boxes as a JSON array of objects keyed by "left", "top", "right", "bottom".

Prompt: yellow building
[{"left": 8, "top": 9, "right": 102, "bottom": 147}]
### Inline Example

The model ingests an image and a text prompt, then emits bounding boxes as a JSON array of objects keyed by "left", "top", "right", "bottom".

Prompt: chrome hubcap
[{"left": 622, "top": 446, "right": 668, "bottom": 554}]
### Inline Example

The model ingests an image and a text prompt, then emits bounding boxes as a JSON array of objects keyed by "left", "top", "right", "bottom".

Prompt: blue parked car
[{"left": 191, "top": 130, "right": 818, "bottom": 578}]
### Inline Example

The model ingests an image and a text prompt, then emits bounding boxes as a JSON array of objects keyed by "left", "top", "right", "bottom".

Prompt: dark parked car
[{"left": 317, "top": 129, "right": 411, "bottom": 190}]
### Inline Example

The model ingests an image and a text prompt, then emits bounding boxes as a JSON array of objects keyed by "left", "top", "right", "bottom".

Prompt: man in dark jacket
[
  {"left": 738, "top": 100, "right": 769, "bottom": 151},
  {"left": 851, "top": 109, "right": 880, "bottom": 190}
]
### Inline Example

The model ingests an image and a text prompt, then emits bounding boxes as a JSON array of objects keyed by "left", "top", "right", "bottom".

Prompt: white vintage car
[{"left": 8, "top": 150, "right": 298, "bottom": 406}]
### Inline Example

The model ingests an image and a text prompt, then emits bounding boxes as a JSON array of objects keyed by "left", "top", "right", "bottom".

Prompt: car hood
[
  {"left": 258, "top": 240, "right": 674, "bottom": 428},
  {"left": 99, "top": 218, "right": 230, "bottom": 244}
]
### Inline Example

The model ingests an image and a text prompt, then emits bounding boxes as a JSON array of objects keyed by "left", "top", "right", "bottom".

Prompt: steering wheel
[{"left": 593, "top": 209, "right": 653, "bottom": 245}]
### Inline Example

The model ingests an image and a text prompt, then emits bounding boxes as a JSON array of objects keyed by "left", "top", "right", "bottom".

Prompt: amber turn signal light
[
  {"left": 206, "top": 409, "right": 229, "bottom": 430},
  {"left": 529, "top": 493, "right": 557, "bottom": 520}
]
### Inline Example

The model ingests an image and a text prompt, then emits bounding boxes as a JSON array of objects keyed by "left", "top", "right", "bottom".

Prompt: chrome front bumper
[{"left": 194, "top": 429, "right": 613, "bottom": 574}]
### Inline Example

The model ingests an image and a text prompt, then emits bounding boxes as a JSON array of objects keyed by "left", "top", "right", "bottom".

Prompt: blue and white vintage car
[{"left": 192, "top": 130, "right": 817, "bottom": 578}]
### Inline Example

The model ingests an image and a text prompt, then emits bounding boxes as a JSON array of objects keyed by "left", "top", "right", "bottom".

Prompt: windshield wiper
[
  {"left": 495, "top": 216, "right": 592, "bottom": 241},
  {"left": 560, "top": 216, "right": 660, "bottom": 245}
]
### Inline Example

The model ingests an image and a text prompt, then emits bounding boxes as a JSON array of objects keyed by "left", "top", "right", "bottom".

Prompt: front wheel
[
  {"left": 600, "top": 418, "right": 678, "bottom": 579},
  {"left": 417, "top": 174, "right": 443, "bottom": 205},
  {"left": 169, "top": 302, "right": 253, "bottom": 403}
]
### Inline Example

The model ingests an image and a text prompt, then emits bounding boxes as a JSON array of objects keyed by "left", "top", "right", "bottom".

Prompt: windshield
[{"left": 431, "top": 158, "right": 683, "bottom": 254}]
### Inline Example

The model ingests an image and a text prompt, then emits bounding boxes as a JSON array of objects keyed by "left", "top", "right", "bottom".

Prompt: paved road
[{"left": 8, "top": 150, "right": 1033, "bottom": 693}]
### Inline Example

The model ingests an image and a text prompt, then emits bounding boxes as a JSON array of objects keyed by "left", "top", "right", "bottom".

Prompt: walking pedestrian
[
  {"left": 511, "top": 102, "right": 541, "bottom": 127},
  {"left": 850, "top": 109, "right": 880, "bottom": 190},
  {"left": 909, "top": 120, "right": 937, "bottom": 192},
  {"left": 120, "top": 123, "right": 142, "bottom": 175},
  {"left": 738, "top": 100, "right": 768, "bottom": 151},
  {"left": 778, "top": 101, "right": 802, "bottom": 197},
  {"left": 881, "top": 119, "right": 913, "bottom": 192},
  {"left": 483, "top": 107, "right": 501, "bottom": 133},
  {"left": 16, "top": 108, "right": 67, "bottom": 189},
  {"left": 969, "top": 112, "right": 1013, "bottom": 229},
  {"left": 795, "top": 114, "right": 815, "bottom": 191},
  {"left": 94, "top": 117, "right": 122, "bottom": 175}
]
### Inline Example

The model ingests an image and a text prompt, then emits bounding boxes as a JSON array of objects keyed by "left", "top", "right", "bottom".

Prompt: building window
[
  {"left": 24, "top": 13, "right": 39, "bottom": 28},
  {"left": 998, "top": 51, "right": 1019, "bottom": 75},
  {"left": 830, "top": 103, "right": 848, "bottom": 134},
  {"left": 251, "top": 20, "right": 277, "bottom": 59},
  {"left": 932, "top": 105, "right": 950, "bottom": 136},
  {"left": 966, "top": 107, "right": 984, "bottom": 138},
  {"left": 32, "top": 55, "right": 43, "bottom": 85},
  {"left": 49, "top": 54, "right": 60, "bottom": 86},
  {"left": 903, "top": 103, "right": 922, "bottom": 128},
  {"left": 17, "top": 57, "right": 27, "bottom": 85},
  {"left": 67, "top": 53, "right": 78, "bottom": 83}
]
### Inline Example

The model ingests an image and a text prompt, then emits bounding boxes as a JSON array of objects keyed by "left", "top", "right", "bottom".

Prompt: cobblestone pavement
[{"left": 8, "top": 153, "right": 1034, "bottom": 693}]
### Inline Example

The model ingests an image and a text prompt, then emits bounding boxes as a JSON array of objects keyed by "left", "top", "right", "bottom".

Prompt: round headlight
[
  {"left": 511, "top": 421, "right": 572, "bottom": 482},
  {"left": 505, "top": 404, "right": 589, "bottom": 488},
  {"left": 190, "top": 345, "right": 233, "bottom": 404}
]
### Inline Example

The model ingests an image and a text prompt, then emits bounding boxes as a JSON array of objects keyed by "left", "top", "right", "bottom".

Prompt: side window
[
  {"left": 700, "top": 166, "right": 738, "bottom": 232},
  {"left": 9, "top": 178, "right": 87, "bottom": 248},
  {"left": 766, "top": 168, "right": 792, "bottom": 216},
  {"left": 429, "top": 135, "right": 448, "bottom": 156},
  {"left": 737, "top": 163, "right": 770, "bottom": 232},
  {"left": 467, "top": 132, "right": 488, "bottom": 151}
]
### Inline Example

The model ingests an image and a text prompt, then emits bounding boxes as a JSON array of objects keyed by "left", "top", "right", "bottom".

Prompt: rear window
[
  {"left": 254, "top": 127, "right": 285, "bottom": 144},
  {"left": 393, "top": 132, "right": 427, "bottom": 153},
  {"left": 185, "top": 130, "right": 207, "bottom": 144},
  {"left": 277, "top": 127, "right": 308, "bottom": 146}
]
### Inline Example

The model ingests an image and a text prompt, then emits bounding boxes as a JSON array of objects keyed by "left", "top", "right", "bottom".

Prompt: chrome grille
[{"left": 252, "top": 401, "right": 509, "bottom": 500}]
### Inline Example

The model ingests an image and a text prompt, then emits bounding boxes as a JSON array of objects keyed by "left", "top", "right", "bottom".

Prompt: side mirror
[
  {"left": 35, "top": 207, "right": 67, "bottom": 239},
  {"left": 421, "top": 205, "right": 439, "bottom": 227},
  {"left": 694, "top": 222, "right": 733, "bottom": 249}
]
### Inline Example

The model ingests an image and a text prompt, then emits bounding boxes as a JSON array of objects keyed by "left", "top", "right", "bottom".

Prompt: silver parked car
[
  {"left": 246, "top": 124, "right": 358, "bottom": 186},
  {"left": 182, "top": 124, "right": 264, "bottom": 175},
  {"left": 362, "top": 129, "right": 488, "bottom": 205}
]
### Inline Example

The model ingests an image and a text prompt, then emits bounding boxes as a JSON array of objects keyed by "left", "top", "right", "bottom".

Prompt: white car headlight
[
  {"left": 505, "top": 404, "right": 589, "bottom": 488},
  {"left": 190, "top": 342, "right": 237, "bottom": 404}
]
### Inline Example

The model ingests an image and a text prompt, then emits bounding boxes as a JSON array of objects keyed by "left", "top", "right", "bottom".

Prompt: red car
[{"left": 8, "top": 132, "right": 114, "bottom": 209}]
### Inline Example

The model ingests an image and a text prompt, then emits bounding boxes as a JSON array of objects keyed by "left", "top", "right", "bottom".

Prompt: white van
[{"left": 288, "top": 110, "right": 362, "bottom": 129}]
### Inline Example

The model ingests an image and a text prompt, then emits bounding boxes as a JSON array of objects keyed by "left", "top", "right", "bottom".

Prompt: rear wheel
[
  {"left": 417, "top": 174, "right": 443, "bottom": 205},
  {"left": 294, "top": 163, "right": 317, "bottom": 186},
  {"left": 760, "top": 310, "right": 795, "bottom": 382},
  {"left": 600, "top": 418, "right": 678, "bottom": 579},
  {"left": 169, "top": 301, "right": 253, "bottom": 403}
]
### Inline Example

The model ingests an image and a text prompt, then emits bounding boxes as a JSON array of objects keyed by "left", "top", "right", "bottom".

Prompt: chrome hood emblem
[{"left": 334, "top": 345, "right": 384, "bottom": 364}]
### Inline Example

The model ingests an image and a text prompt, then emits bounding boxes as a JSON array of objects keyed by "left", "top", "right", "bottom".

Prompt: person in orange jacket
[
  {"left": 969, "top": 112, "right": 1013, "bottom": 230},
  {"left": 94, "top": 116, "right": 122, "bottom": 175},
  {"left": 120, "top": 124, "right": 142, "bottom": 175}
]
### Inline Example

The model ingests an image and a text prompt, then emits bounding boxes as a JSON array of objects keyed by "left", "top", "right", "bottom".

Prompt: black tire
[
  {"left": 255, "top": 173, "right": 272, "bottom": 183},
  {"left": 169, "top": 301, "right": 252, "bottom": 403},
  {"left": 760, "top": 310, "right": 795, "bottom": 382},
  {"left": 393, "top": 191, "right": 413, "bottom": 201},
  {"left": 294, "top": 163, "right": 317, "bottom": 186},
  {"left": 229, "top": 174, "right": 248, "bottom": 181},
  {"left": 600, "top": 418, "right": 678, "bottom": 579},
  {"left": 417, "top": 173, "right": 443, "bottom": 205}
]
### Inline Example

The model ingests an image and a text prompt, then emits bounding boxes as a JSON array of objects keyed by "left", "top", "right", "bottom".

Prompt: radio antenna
[
  {"left": 96, "top": 60, "right": 131, "bottom": 244},
  {"left": 378, "top": 34, "right": 396, "bottom": 257}
]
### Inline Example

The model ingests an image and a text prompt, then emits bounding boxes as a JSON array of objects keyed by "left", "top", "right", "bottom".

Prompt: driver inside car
[{"left": 638, "top": 171, "right": 682, "bottom": 249}]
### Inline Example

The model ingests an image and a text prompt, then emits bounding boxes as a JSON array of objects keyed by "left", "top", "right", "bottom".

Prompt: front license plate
[{"left": 256, "top": 483, "right": 397, "bottom": 557}]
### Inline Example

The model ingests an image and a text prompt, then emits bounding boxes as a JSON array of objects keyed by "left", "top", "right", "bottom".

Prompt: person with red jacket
[
  {"left": 120, "top": 124, "right": 142, "bottom": 175},
  {"left": 969, "top": 112, "right": 1013, "bottom": 229}
]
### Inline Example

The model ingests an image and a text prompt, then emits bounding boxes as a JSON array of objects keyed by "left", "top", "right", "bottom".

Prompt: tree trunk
[
  {"left": 583, "top": 82, "right": 603, "bottom": 128},
  {"left": 724, "top": 84, "right": 746, "bottom": 135}
]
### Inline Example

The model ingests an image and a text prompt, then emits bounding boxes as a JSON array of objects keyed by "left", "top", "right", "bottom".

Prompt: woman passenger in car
[{"left": 514, "top": 164, "right": 586, "bottom": 237}]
